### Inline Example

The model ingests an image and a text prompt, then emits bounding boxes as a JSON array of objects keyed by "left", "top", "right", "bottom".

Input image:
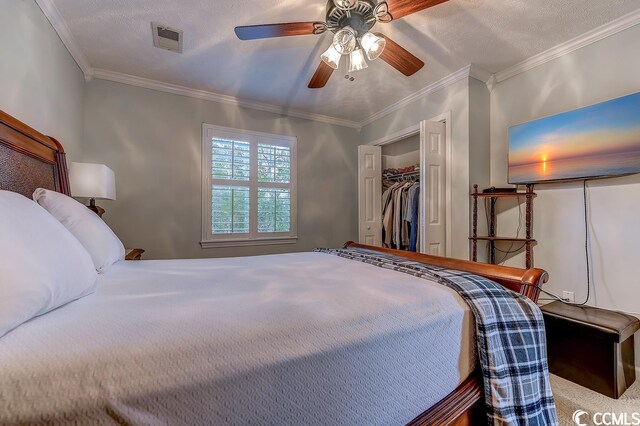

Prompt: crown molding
[
  {"left": 94, "top": 66, "right": 493, "bottom": 131},
  {"left": 469, "top": 63, "right": 496, "bottom": 91},
  {"left": 35, "top": 0, "right": 360, "bottom": 129},
  {"left": 495, "top": 8, "right": 640, "bottom": 83},
  {"left": 34, "top": 0, "right": 92, "bottom": 75},
  {"left": 358, "top": 7, "right": 640, "bottom": 127},
  {"left": 468, "top": 64, "right": 493, "bottom": 86},
  {"left": 92, "top": 69, "right": 361, "bottom": 129},
  {"left": 360, "top": 65, "right": 470, "bottom": 127},
  {"left": 360, "top": 64, "right": 494, "bottom": 128}
]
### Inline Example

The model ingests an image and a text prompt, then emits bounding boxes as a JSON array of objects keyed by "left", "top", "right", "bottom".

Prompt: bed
[{"left": 0, "top": 109, "right": 550, "bottom": 425}]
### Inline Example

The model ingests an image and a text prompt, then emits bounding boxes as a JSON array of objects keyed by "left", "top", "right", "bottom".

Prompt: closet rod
[{"left": 383, "top": 170, "right": 420, "bottom": 181}]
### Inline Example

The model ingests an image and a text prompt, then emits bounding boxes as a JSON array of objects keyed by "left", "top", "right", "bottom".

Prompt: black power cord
[
  {"left": 538, "top": 180, "right": 591, "bottom": 306},
  {"left": 578, "top": 179, "right": 591, "bottom": 305},
  {"left": 483, "top": 193, "right": 526, "bottom": 264}
]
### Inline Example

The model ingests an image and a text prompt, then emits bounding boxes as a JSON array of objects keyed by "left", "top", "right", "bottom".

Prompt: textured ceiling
[{"left": 51, "top": 0, "right": 640, "bottom": 122}]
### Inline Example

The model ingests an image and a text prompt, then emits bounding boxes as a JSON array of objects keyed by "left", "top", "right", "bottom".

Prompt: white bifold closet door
[
  {"left": 420, "top": 120, "right": 446, "bottom": 256},
  {"left": 358, "top": 120, "right": 447, "bottom": 253},
  {"left": 357, "top": 145, "right": 382, "bottom": 246}
]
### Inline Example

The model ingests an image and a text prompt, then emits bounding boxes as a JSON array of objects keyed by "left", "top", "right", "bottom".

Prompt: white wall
[
  {"left": 382, "top": 151, "right": 420, "bottom": 170},
  {"left": 0, "top": 0, "right": 85, "bottom": 162},
  {"left": 382, "top": 134, "right": 420, "bottom": 170},
  {"left": 490, "top": 24, "right": 640, "bottom": 318},
  {"left": 82, "top": 79, "right": 360, "bottom": 259}
]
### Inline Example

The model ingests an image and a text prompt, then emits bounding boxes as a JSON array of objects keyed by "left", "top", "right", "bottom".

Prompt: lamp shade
[
  {"left": 69, "top": 162, "right": 116, "bottom": 200},
  {"left": 321, "top": 44, "right": 342, "bottom": 69},
  {"left": 332, "top": 26, "right": 357, "bottom": 55},
  {"left": 348, "top": 48, "right": 368, "bottom": 73},
  {"left": 360, "top": 32, "right": 386, "bottom": 61}
]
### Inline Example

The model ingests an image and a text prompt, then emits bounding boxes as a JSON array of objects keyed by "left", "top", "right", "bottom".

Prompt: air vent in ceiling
[{"left": 151, "top": 22, "right": 183, "bottom": 53}]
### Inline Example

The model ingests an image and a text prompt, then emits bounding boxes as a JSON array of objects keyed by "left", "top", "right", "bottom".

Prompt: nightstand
[{"left": 125, "top": 248, "right": 145, "bottom": 260}]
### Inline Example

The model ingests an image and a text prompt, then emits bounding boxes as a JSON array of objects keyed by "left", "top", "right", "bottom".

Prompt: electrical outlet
[{"left": 562, "top": 291, "right": 575, "bottom": 303}]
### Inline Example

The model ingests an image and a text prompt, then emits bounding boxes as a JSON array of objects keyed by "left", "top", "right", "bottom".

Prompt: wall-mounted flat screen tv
[{"left": 508, "top": 92, "right": 640, "bottom": 184}]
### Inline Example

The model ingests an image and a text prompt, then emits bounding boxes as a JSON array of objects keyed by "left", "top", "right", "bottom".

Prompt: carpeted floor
[{"left": 550, "top": 373, "right": 640, "bottom": 425}]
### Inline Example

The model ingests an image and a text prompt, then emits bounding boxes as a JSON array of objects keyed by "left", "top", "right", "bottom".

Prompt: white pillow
[
  {"left": 0, "top": 190, "right": 98, "bottom": 338},
  {"left": 33, "top": 188, "right": 125, "bottom": 273}
]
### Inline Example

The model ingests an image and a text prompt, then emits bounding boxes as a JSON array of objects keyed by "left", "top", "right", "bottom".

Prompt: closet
[
  {"left": 381, "top": 134, "right": 421, "bottom": 252},
  {"left": 358, "top": 119, "right": 447, "bottom": 256}
]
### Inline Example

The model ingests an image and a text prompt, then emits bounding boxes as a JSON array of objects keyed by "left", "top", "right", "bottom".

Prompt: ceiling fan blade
[
  {"left": 381, "top": 0, "right": 449, "bottom": 21},
  {"left": 377, "top": 33, "right": 424, "bottom": 76},
  {"left": 308, "top": 61, "right": 334, "bottom": 89},
  {"left": 235, "top": 22, "right": 326, "bottom": 40}
]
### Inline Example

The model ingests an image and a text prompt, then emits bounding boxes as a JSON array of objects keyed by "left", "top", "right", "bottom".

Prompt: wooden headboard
[{"left": 0, "top": 110, "right": 70, "bottom": 198}]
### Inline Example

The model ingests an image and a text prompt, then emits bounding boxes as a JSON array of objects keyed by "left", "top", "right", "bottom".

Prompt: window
[{"left": 201, "top": 124, "right": 297, "bottom": 247}]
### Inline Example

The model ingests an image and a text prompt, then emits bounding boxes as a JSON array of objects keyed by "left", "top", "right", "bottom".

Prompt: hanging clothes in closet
[{"left": 381, "top": 167, "right": 421, "bottom": 252}]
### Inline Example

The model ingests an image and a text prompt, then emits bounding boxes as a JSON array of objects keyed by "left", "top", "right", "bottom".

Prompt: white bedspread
[{"left": 0, "top": 252, "right": 475, "bottom": 425}]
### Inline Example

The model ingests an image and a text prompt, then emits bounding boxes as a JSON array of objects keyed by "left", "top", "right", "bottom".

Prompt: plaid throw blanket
[{"left": 314, "top": 247, "right": 558, "bottom": 426}]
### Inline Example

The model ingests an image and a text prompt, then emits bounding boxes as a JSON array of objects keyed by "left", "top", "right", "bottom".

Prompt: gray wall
[
  {"left": 0, "top": 0, "right": 85, "bottom": 162},
  {"left": 82, "top": 79, "right": 360, "bottom": 259},
  {"left": 490, "top": 24, "right": 640, "bottom": 320},
  {"left": 469, "top": 78, "right": 491, "bottom": 194},
  {"left": 381, "top": 134, "right": 420, "bottom": 156},
  {"left": 468, "top": 77, "right": 492, "bottom": 259}
]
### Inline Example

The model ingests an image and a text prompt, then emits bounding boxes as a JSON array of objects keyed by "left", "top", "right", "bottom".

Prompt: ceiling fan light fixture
[
  {"left": 332, "top": 0, "right": 358, "bottom": 11},
  {"left": 348, "top": 48, "right": 368, "bottom": 73},
  {"left": 360, "top": 32, "right": 386, "bottom": 60},
  {"left": 321, "top": 44, "right": 342, "bottom": 70},
  {"left": 236, "top": 0, "right": 431, "bottom": 89},
  {"left": 332, "top": 26, "right": 357, "bottom": 55}
]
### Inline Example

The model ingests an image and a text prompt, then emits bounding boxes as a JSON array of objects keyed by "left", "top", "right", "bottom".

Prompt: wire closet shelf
[{"left": 383, "top": 170, "right": 420, "bottom": 181}]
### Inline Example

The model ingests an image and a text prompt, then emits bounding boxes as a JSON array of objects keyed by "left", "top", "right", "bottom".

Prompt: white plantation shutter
[
  {"left": 258, "top": 187, "right": 291, "bottom": 233},
  {"left": 258, "top": 144, "right": 290, "bottom": 183},
  {"left": 211, "top": 185, "right": 250, "bottom": 234},
  {"left": 212, "top": 139, "right": 250, "bottom": 181},
  {"left": 201, "top": 125, "right": 297, "bottom": 247},
  {"left": 257, "top": 143, "right": 291, "bottom": 233}
]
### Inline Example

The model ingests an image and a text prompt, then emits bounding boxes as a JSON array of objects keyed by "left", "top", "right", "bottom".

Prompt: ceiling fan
[{"left": 235, "top": 0, "right": 449, "bottom": 89}]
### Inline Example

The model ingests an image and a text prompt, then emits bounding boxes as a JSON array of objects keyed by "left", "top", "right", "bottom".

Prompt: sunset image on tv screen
[{"left": 508, "top": 92, "right": 640, "bottom": 183}]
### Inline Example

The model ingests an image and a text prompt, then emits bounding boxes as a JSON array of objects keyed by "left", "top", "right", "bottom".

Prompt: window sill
[{"left": 200, "top": 236, "right": 298, "bottom": 248}]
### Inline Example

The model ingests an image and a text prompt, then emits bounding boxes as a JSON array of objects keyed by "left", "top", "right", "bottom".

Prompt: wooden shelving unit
[{"left": 470, "top": 184, "right": 536, "bottom": 268}]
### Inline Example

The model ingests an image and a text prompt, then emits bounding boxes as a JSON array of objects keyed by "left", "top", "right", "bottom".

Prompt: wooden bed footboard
[
  {"left": 343, "top": 242, "right": 549, "bottom": 426},
  {"left": 343, "top": 242, "right": 548, "bottom": 303}
]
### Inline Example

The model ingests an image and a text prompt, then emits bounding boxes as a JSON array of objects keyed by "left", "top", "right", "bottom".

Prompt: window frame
[{"left": 201, "top": 124, "right": 298, "bottom": 248}]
